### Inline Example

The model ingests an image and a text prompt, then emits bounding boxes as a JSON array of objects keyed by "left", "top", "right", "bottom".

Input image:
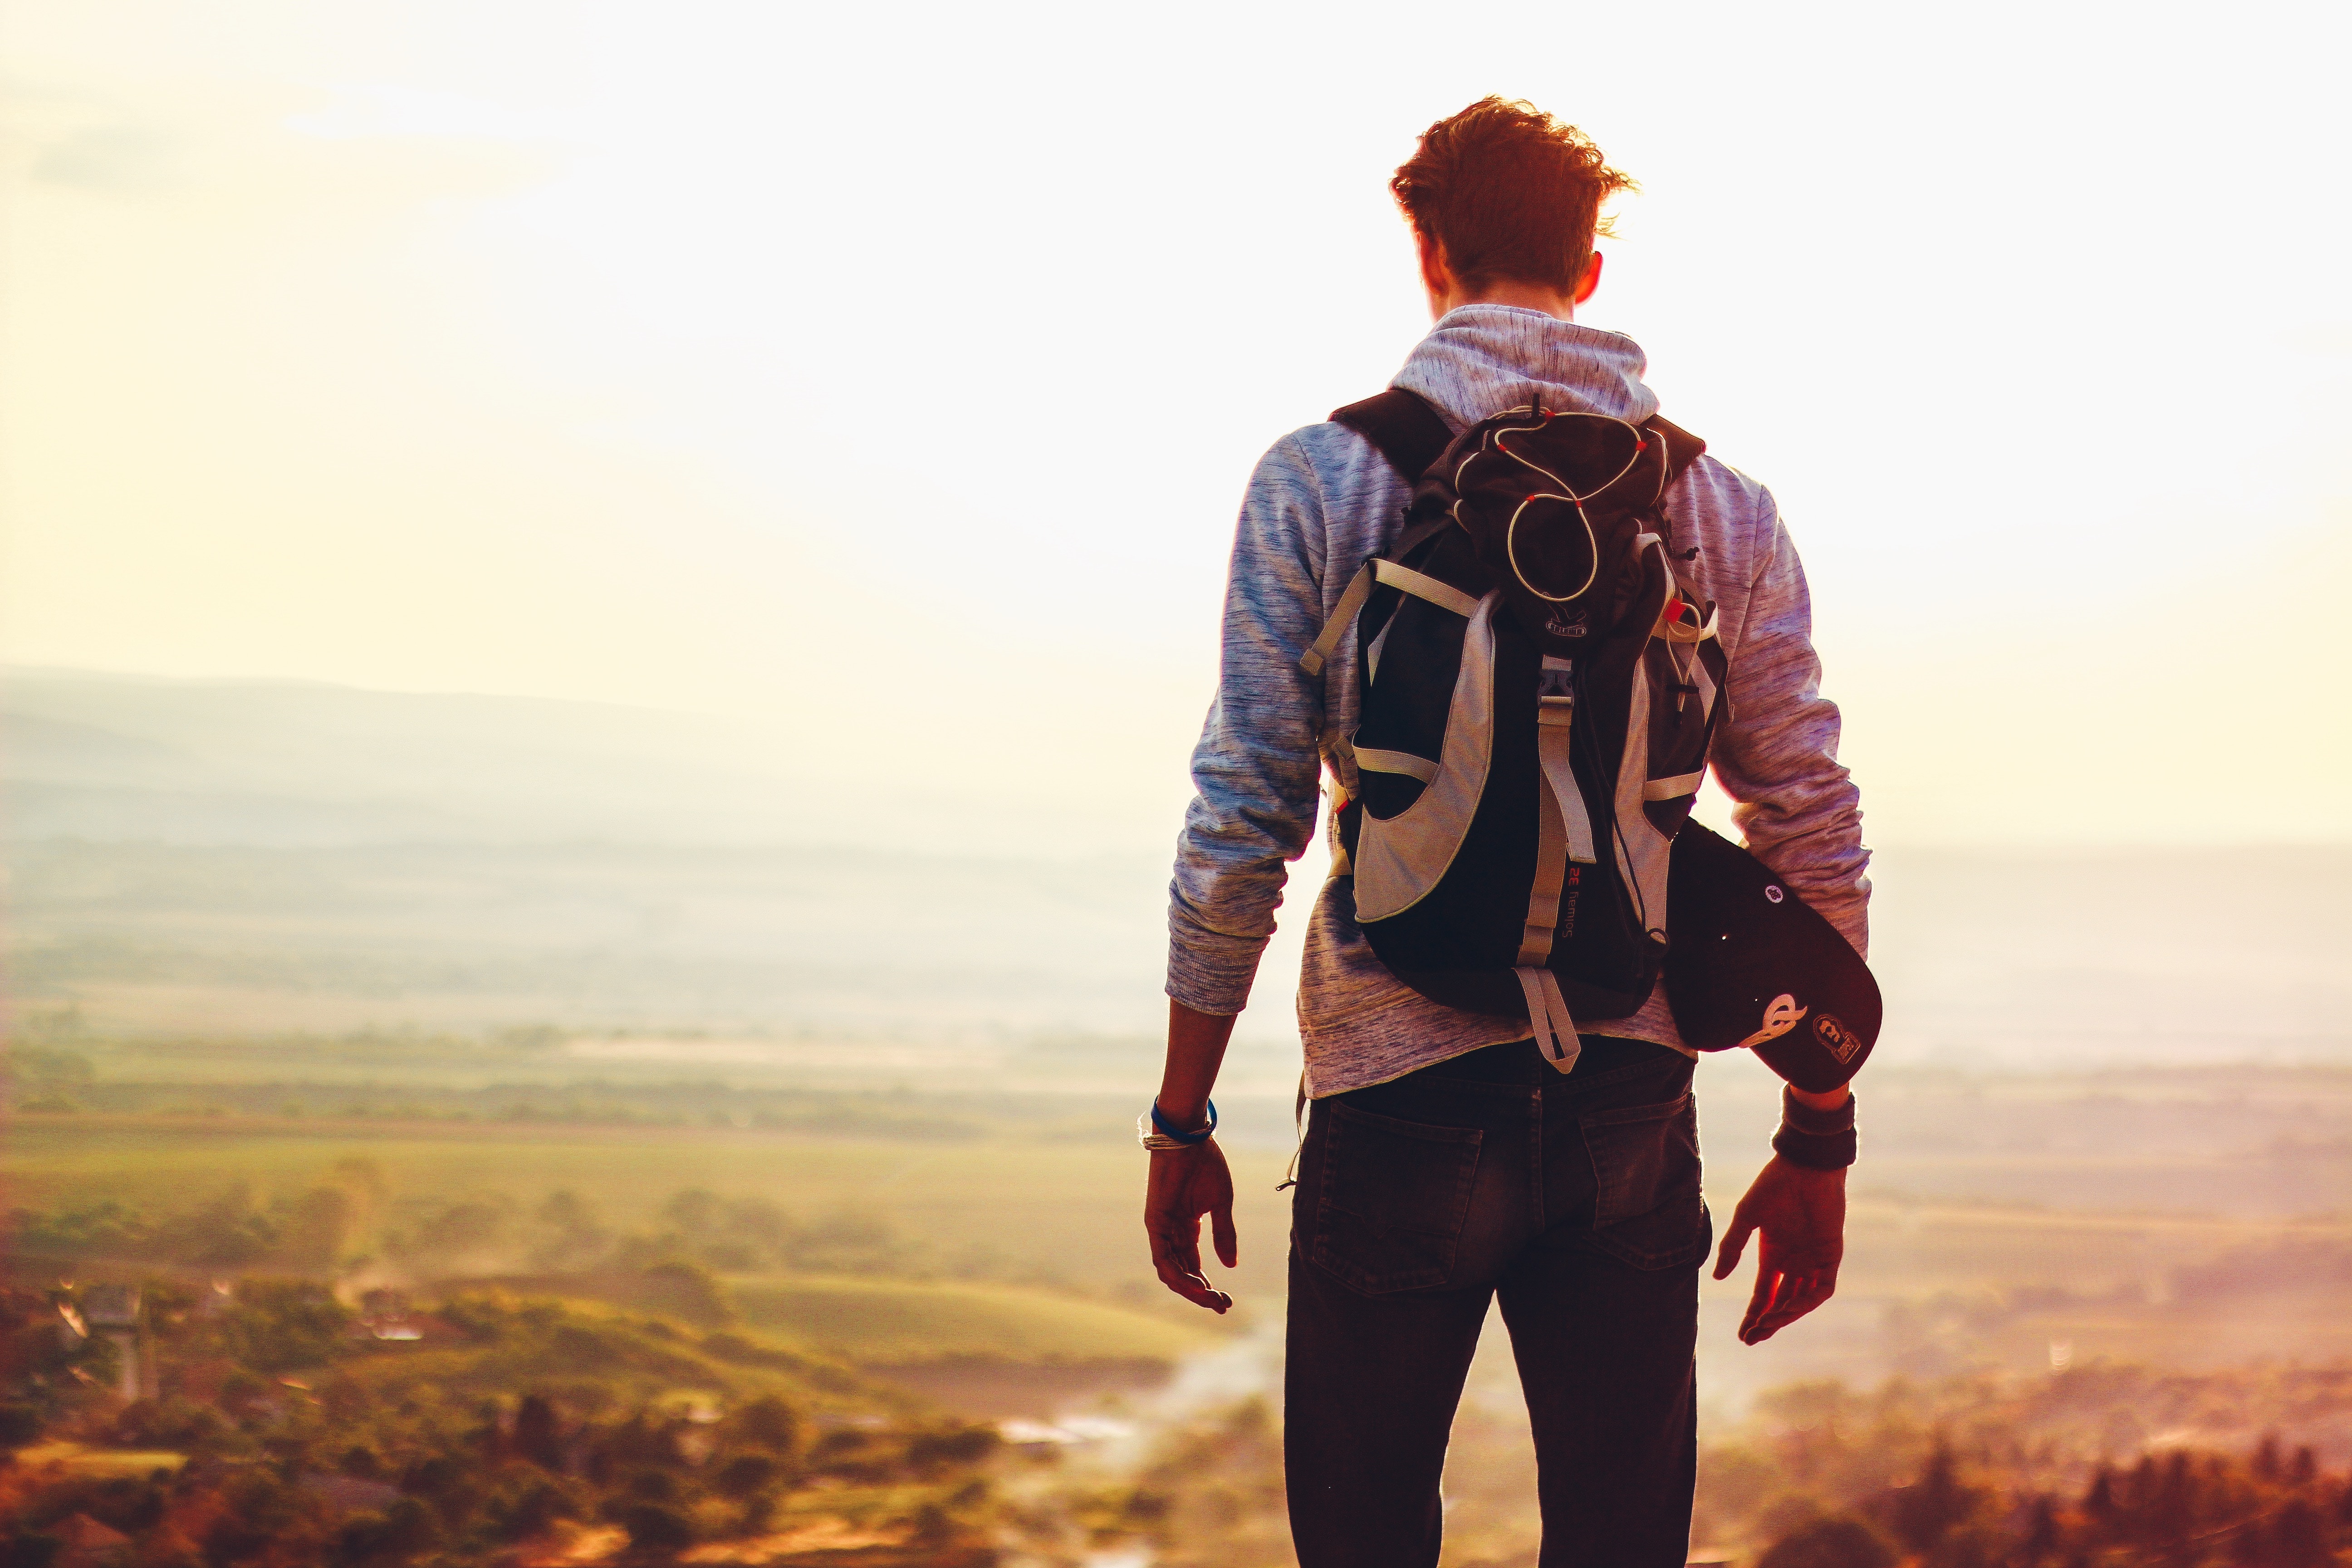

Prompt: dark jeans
[{"left": 1284, "top": 1036, "right": 1709, "bottom": 1568}]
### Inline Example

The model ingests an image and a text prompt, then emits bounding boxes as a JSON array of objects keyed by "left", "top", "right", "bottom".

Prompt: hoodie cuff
[{"left": 1165, "top": 928, "right": 1266, "bottom": 1018}]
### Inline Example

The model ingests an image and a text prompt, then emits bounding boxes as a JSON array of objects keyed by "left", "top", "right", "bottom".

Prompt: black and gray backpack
[
  {"left": 1301, "top": 388, "right": 1727, "bottom": 1073},
  {"left": 1305, "top": 387, "right": 1881, "bottom": 1087}
]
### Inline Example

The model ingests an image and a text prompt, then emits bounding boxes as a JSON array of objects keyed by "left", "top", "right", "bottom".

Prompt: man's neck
[{"left": 1431, "top": 280, "right": 1578, "bottom": 321}]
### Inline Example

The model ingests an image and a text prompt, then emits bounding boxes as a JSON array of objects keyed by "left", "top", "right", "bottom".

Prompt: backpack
[{"left": 1299, "top": 387, "right": 1727, "bottom": 1073}]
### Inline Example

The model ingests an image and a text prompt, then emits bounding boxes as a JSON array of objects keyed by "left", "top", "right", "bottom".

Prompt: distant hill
[
  {"left": 0, "top": 667, "right": 1222, "bottom": 1051},
  {"left": 0, "top": 666, "right": 840, "bottom": 847}
]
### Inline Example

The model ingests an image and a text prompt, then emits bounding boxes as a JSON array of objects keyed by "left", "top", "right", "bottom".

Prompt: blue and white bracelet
[{"left": 1137, "top": 1099, "right": 1218, "bottom": 1151}]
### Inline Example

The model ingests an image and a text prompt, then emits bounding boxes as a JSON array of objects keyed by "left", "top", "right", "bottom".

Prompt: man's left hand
[{"left": 1712, "top": 1155, "right": 1845, "bottom": 1344}]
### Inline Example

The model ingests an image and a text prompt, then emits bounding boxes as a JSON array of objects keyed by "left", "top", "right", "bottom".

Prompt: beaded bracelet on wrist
[{"left": 1137, "top": 1098, "right": 1218, "bottom": 1152}]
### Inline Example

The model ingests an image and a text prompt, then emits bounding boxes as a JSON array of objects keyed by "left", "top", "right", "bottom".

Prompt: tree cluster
[
  {"left": 0, "top": 1280, "right": 1004, "bottom": 1567},
  {"left": 1700, "top": 1370, "right": 2352, "bottom": 1568},
  {"left": 1749, "top": 1436, "right": 2352, "bottom": 1567}
]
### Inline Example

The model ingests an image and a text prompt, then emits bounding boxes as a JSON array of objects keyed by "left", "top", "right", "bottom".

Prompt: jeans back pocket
[
  {"left": 1309, "top": 1101, "right": 1484, "bottom": 1294},
  {"left": 1578, "top": 1090, "right": 1707, "bottom": 1270}
]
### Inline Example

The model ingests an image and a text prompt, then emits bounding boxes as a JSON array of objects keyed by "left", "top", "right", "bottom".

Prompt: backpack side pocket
[{"left": 1352, "top": 595, "right": 1501, "bottom": 923}]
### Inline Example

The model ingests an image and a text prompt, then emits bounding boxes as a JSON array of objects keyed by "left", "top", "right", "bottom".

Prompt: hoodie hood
[{"left": 1391, "top": 305, "right": 1659, "bottom": 433}]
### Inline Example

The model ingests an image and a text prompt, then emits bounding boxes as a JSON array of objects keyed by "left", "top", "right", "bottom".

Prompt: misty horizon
[{"left": 7, "top": 663, "right": 2349, "bottom": 1073}]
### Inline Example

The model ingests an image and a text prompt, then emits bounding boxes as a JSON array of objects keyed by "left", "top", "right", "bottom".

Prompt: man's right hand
[{"left": 1145, "top": 1139, "right": 1237, "bottom": 1313}]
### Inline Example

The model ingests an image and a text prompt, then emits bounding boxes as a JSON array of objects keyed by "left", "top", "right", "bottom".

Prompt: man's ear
[{"left": 1574, "top": 250, "right": 1604, "bottom": 306}]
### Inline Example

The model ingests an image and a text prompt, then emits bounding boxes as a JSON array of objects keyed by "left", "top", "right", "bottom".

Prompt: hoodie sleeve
[
  {"left": 1166, "top": 433, "right": 1333, "bottom": 1016},
  {"left": 1713, "top": 494, "right": 1872, "bottom": 958}
]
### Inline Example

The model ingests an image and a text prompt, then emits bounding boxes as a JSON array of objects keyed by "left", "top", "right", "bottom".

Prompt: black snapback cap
[{"left": 1663, "top": 822, "right": 1881, "bottom": 1091}]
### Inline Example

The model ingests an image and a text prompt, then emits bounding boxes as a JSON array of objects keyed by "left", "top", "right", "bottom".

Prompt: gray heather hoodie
[{"left": 1168, "top": 305, "right": 1870, "bottom": 1097}]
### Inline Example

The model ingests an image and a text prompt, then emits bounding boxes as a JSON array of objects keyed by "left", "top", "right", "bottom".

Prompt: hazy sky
[{"left": 4, "top": 0, "right": 2347, "bottom": 853}]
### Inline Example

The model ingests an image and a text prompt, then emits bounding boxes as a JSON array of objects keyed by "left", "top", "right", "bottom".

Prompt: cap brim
[{"left": 1664, "top": 822, "right": 1880, "bottom": 1092}]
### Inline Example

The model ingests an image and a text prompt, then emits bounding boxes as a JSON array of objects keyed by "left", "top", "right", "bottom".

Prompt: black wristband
[
  {"left": 1779, "top": 1084, "right": 1855, "bottom": 1135},
  {"left": 1772, "top": 1085, "right": 1857, "bottom": 1170},
  {"left": 1772, "top": 1125, "right": 1857, "bottom": 1169}
]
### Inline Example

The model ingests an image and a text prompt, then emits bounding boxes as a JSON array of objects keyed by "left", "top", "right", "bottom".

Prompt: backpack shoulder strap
[
  {"left": 1296, "top": 392, "right": 1464, "bottom": 679},
  {"left": 1636, "top": 414, "right": 1710, "bottom": 566},
  {"left": 1330, "top": 388, "right": 1453, "bottom": 482},
  {"left": 1641, "top": 415, "right": 1709, "bottom": 498}
]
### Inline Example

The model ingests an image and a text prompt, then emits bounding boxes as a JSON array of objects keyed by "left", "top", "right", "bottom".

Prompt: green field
[
  {"left": 0, "top": 1111, "right": 1296, "bottom": 1303},
  {"left": 8, "top": 1049, "right": 2352, "bottom": 1568},
  {"left": 10, "top": 1093, "right": 2350, "bottom": 1411},
  {"left": 726, "top": 1276, "right": 1215, "bottom": 1364},
  {"left": 10, "top": 1022, "right": 2352, "bottom": 1443}
]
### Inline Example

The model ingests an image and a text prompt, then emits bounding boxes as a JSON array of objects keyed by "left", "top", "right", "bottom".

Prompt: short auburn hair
[{"left": 1390, "top": 98, "right": 1635, "bottom": 295}]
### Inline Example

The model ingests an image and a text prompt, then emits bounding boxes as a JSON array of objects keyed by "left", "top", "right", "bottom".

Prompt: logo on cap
[
  {"left": 1814, "top": 1014, "right": 1861, "bottom": 1063},
  {"left": 1735, "top": 993, "right": 1808, "bottom": 1050}
]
